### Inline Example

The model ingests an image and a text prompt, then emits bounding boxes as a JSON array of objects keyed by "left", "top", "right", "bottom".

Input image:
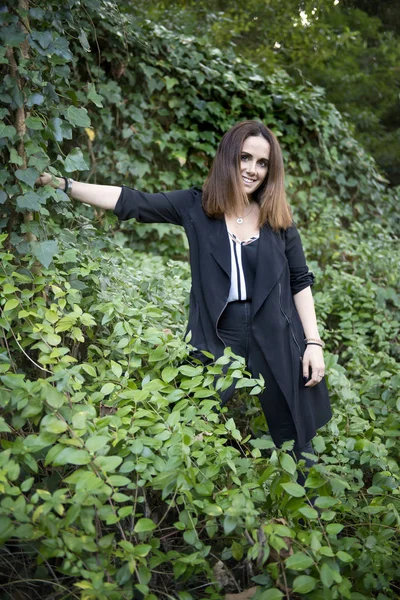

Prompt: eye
[
  {"left": 241, "top": 154, "right": 249, "bottom": 161},
  {"left": 259, "top": 160, "right": 269, "bottom": 168}
]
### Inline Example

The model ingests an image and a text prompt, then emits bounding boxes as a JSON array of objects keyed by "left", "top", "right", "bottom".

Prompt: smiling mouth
[{"left": 242, "top": 176, "right": 256, "bottom": 184}]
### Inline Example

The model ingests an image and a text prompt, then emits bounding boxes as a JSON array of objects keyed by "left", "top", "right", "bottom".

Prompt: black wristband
[
  {"left": 306, "top": 342, "right": 323, "bottom": 347},
  {"left": 60, "top": 176, "right": 68, "bottom": 192}
]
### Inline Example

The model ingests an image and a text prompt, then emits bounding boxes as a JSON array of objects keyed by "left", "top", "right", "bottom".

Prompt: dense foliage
[
  {"left": 144, "top": 0, "right": 400, "bottom": 185},
  {"left": 0, "top": 1, "right": 399, "bottom": 599}
]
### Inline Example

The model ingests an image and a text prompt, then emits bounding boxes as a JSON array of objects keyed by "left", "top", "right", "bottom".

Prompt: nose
[{"left": 246, "top": 161, "right": 256, "bottom": 175}]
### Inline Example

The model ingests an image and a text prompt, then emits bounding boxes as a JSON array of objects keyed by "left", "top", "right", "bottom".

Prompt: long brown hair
[{"left": 202, "top": 120, "right": 292, "bottom": 230}]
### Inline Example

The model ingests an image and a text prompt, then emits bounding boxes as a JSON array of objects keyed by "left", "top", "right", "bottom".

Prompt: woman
[{"left": 38, "top": 120, "right": 332, "bottom": 481}]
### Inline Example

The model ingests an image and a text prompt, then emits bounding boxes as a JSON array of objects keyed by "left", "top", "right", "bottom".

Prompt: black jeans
[{"left": 217, "top": 300, "right": 317, "bottom": 485}]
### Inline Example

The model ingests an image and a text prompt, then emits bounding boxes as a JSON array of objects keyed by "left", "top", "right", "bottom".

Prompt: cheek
[{"left": 258, "top": 169, "right": 268, "bottom": 182}]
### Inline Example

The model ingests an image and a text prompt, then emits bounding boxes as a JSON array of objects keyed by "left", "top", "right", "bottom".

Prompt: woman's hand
[
  {"left": 302, "top": 344, "right": 325, "bottom": 387},
  {"left": 35, "top": 172, "right": 63, "bottom": 189}
]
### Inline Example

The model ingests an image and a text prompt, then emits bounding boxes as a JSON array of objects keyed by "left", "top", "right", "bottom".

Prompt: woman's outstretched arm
[{"left": 36, "top": 173, "right": 121, "bottom": 211}]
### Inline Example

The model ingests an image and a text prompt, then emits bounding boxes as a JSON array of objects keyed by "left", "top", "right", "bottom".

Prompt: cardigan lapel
[
  {"left": 209, "top": 218, "right": 231, "bottom": 279},
  {"left": 251, "top": 225, "right": 286, "bottom": 317}
]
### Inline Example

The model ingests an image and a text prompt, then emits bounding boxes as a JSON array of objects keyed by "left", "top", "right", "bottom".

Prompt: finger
[
  {"left": 306, "top": 364, "right": 320, "bottom": 386},
  {"left": 303, "top": 356, "right": 310, "bottom": 380},
  {"left": 306, "top": 371, "right": 324, "bottom": 387},
  {"left": 35, "top": 173, "right": 48, "bottom": 186}
]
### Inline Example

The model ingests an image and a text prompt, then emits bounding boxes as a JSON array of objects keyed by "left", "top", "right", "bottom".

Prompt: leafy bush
[{"left": 1, "top": 232, "right": 399, "bottom": 600}]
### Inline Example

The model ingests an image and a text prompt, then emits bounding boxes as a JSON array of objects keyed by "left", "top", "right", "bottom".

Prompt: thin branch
[{"left": 5, "top": 318, "right": 54, "bottom": 374}]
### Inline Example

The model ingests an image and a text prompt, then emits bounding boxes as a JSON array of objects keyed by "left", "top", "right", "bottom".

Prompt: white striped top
[{"left": 227, "top": 230, "right": 260, "bottom": 302}]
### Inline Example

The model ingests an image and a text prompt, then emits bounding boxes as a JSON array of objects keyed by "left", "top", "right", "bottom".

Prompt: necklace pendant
[{"left": 236, "top": 217, "right": 244, "bottom": 224}]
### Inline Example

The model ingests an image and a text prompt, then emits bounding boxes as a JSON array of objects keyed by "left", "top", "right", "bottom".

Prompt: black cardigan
[{"left": 114, "top": 186, "right": 332, "bottom": 446}]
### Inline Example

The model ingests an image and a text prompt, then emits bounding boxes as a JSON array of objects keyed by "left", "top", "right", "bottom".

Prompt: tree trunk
[{"left": 8, "top": 0, "right": 37, "bottom": 244}]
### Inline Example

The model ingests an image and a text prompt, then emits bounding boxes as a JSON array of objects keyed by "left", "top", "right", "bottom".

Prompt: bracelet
[
  {"left": 60, "top": 176, "right": 74, "bottom": 195},
  {"left": 306, "top": 342, "right": 324, "bottom": 348},
  {"left": 60, "top": 176, "right": 68, "bottom": 192},
  {"left": 305, "top": 337, "right": 325, "bottom": 348}
]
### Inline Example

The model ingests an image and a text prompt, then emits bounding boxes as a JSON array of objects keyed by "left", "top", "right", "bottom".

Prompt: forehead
[{"left": 242, "top": 135, "right": 270, "bottom": 158}]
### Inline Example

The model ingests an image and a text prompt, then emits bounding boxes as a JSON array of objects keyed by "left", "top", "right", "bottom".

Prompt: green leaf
[
  {"left": 15, "top": 168, "right": 39, "bottom": 188},
  {"left": 82, "top": 364, "right": 96, "bottom": 377},
  {"left": 101, "top": 383, "right": 115, "bottom": 396},
  {"left": 281, "top": 482, "right": 305, "bottom": 497},
  {"left": 134, "top": 518, "right": 157, "bottom": 533},
  {"left": 87, "top": 83, "right": 104, "bottom": 107},
  {"left": 320, "top": 510, "right": 336, "bottom": 521},
  {"left": 194, "top": 480, "right": 214, "bottom": 496},
  {"left": 45, "top": 333, "right": 62, "bottom": 346},
  {"left": 64, "top": 148, "right": 89, "bottom": 172},
  {"left": 259, "top": 589, "right": 284, "bottom": 600},
  {"left": 133, "top": 544, "right": 152, "bottom": 557},
  {"left": 314, "top": 496, "right": 338, "bottom": 509},
  {"left": 2, "top": 284, "right": 18, "bottom": 294},
  {"left": 72, "top": 412, "right": 88, "bottom": 429},
  {"left": 66, "top": 106, "right": 91, "bottom": 128},
  {"left": 25, "top": 117, "right": 43, "bottom": 130},
  {"left": 250, "top": 438, "right": 275, "bottom": 449},
  {"left": 179, "top": 365, "right": 203, "bottom": 377},
  {"left": 223, "top": 515, "right": 238, "bottom": 534},
  {"left": 130, "top": 440, "right": 143, "bottom": 454},
  {"left": 203, "top": 503, "right": 222, "bottom": 516},
  {"left": 107, "top": 475, "right": 131, "bottom": 487},
  {"left": 3, "top": 299, "right": 19, "bottom": 312},
  {"left": 116, "top": 563, "right": 131, "bottom": 586},
  {"left": 320, "top": 562, "right": 334, "bottom": 587},
  {"left": 0, "top": 122, "right": 16, "bottom": 139},
  {"left": 79, "top": 29, "right": 91, "bottom": 53},
  {"left": 26, "top": 93, "right": 45, "bottom": 108},
  {"left": 50, "top": 117, "right": 72, "bottom": 142},
  {"left": 0, "top": 417, "right": 11, "bottom": 433},
  {"left": 304, "top": 473, "right": 326, "bottom": 488},
  {"left": 162, "top": 366, "right": 178, "bottom": 383},
  {"left": 292, "top": 575, "right": 317, "bottom": 594},
  {"left": 298, "top": 505, "right": 319, "bottom": 519},
  {"left": 95, "top": 455, "right": 123, "bottom": 472},
  {"left": 336, "top": 551, "right": 354, "bottom": 563},
  {"left": 21, "top": 477, "right": 34, "bottom": 492},
  {"left": 31, "top": 240, "right": 58, "bottom": 268},
  {"left": 46, "top": 387, "right": 65, "bottom": 409},
  {"left": 9, "top": 148, "right": 24, "bottom": 165},
  {"left": 53, "top": 447, "right": 91, "bottom": 466},
  {"left": 30, "top": 30, "right": 53, "bottom": 49},
  {"left": 41, "top": 415, "right": 68, "bottom": 434},
  {"left": 231, "top": 541, "right": 244, "bottom": 561},
  {"left": 98, "top": 533, "right": 115, "bottom": 549},
  {"left": 280, "top": 452, "right": 297, "bottom": 475},
  {"left": 119, "top": 506, "right": 133, "bottom": 519},
  {"left": 326, "top": 523, "right": 344, "bottom": 535},
  {"left": 0, "top": 191, "right": 7, "bottom": 204},
  {"left": 111, "top": 361, "right": 122, "bottom": 378},
  {"left": 313, "top": 436, "right": 326, "bottom": 453},
  {"left": 16, "top": 192, "right": 41, "bottom": 211},
  {"left": 285, "top": 551, "right": 314, "bottom": 570},
  {"left": 1, "top": 25, "right": 26, "bottom": 47},
  {"left": 165, "top": 77, "right": 179, "bottom": 90},
  {"left": 86, "top": 436, "right": 109, "bottom": 453}
]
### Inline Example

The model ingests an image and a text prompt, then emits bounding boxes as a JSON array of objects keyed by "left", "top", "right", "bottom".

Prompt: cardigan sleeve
[
  {"left": 113, "top": 186, "right": 196, "bottom": 226},
  {"left": 284, "top": 224, "right": 315, "bottom": 295}
]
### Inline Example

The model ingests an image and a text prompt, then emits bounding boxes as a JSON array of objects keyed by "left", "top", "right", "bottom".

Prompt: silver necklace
[{"left": 235, "top": 204, "right": 254, "bottom": 224}]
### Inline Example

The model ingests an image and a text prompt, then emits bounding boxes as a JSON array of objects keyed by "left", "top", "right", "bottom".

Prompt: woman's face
[{"left": 240, "top": 135, "right": 270, "bottom": 197}]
